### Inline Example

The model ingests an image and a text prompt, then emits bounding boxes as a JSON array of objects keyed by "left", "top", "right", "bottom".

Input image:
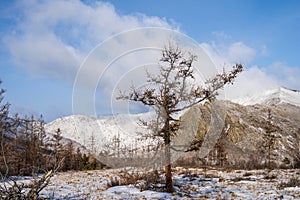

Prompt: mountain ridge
[
  {"left": 45, "top": 87, "right": 300, "bottom": 167},
  {"left": 232, "top": 87, "right": 300, "bottom": 107}
]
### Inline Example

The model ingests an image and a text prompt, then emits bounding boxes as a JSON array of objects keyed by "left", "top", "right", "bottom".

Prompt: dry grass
[
  {"left": 279, "top": 177, "right": 300, "bottom": 189},
  {"left": 108, "top": 169, "right": 160, "bottom": 191}
]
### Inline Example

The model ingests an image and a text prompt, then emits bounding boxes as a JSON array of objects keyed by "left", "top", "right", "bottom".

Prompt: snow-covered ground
[{"left": 30, "top": 167, "right": 300, "bottom": 199}]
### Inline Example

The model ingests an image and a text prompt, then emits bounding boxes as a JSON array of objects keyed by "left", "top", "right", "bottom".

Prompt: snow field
[{"left": 35, "top": 167, "right": 300, "bottom": 199}]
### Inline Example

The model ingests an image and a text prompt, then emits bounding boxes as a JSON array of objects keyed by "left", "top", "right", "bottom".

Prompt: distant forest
[{"left": 0, "top": 81, "right": 101, "bottom": 176}]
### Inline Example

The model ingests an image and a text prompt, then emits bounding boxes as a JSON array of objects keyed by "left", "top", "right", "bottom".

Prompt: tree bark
[
  {"left": 165, "top": 144, "right": 173, "bottom": 192},
  {"left": 164, "top": 119, "right": 173, "bottom": 192}
]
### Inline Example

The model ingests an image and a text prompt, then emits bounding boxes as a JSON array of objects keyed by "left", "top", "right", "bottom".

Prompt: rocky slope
[
  {"left": 187, "top": 100, "right": 300, "bottom": 168},
  {"left": 45, "top": 87, "right": 300, "bottom": 168}
]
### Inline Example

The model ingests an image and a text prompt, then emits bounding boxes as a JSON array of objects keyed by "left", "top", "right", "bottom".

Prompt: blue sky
[{"left": 0, "top": 0, "right": 300, "bottom": 122}]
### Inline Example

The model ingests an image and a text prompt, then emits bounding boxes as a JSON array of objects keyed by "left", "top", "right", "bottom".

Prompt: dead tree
[
  {"left": 0, "top": 80, "right": 10, "bottom": 177},
  {"left": 0, "top": 80, "right": 61, "bottom": 199},
  {"left": 90, "top": 131, "right": 96, "bottom": 155},
  {"left": 118, "top": 42, "right": 243, "bottom": 192}
]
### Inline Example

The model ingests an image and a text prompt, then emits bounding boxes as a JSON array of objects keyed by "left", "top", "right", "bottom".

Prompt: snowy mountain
[
  {"left": 45, "top": 87, "right": 300, "bottom": 167},
  {"left": 45, "top": 113, "right": 154, "bottom": 155},
  {"left": 233, "top": 87, "right": 300, "bottom": 107}
]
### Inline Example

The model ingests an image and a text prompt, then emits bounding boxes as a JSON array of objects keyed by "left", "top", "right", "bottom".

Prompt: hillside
[
  {"left": 45, "top": 87, "right": 300, "bottom": 168},
  {"left": 45, "top": 113, "right": 154, "bottom": 155},
  {"left": 186, "top": 100, "right": 300, "bottom": 168}
]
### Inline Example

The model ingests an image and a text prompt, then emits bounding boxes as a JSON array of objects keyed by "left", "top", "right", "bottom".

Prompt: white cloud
[
  {"left": 267, "top": 61, "right": 300, "bottom": 89},
  {"left": 201, "top": 41, "right": 256, "bottom": 69},
  {"left": 72, "top": 29, "right": 216, "bottom": 115},
  {"left": 201, "top": 42, "right": 279, "bottom": 100},
  {"left": 3, "top": 0, "right": 176, "bottom": 81},
  {"left": 227, "top": 42, "right": 256, "bottom": 64},
  {"left": 6, "top": 33, "right": 80, "bottom": 80},
  {"left": 203, "top": 40, "right": 300, "bottom": 100},
  {"left": 2, "top": 0, "right": 182, "bottom": 116},
  {"left": 224, "top": 66, "right": 279, "bottom": 100},
  {"left": 5, "top": 2, "right": 299, "bottom": 117}
]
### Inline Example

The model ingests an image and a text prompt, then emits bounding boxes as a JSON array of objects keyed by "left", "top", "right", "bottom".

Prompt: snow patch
[{"left": 233, "top": 87, "right": 300, "bottom": 107}]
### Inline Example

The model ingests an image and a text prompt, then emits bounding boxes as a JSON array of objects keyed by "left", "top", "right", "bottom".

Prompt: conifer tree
[
  {"left": 53, "top": 128, "right": 63, "bottom": 168},
  {"left": 118, "top": 43, "right": 243, "bottom": 192},
  {"left": 263, "top": 109, "right": 279, "bottom": 168}
]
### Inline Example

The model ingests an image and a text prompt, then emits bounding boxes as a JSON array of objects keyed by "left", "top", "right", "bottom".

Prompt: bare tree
[
  {"left": 118, "top": 43, "right": 243, "bottom": 192},
  {"left": 0, "top": 80, "right": 63, "bottom": 199},
  {"left": 90, "top": 131, "right": 96, "bottom": 155},
  {"left": 0, "top": 80, "right": 10, "bottom": 177},
  {"left": 112, "top": 131, "right": 121, "bottom": 158},
  {"left": 0, "top": 160, "right": 63, "bottom": 200}
]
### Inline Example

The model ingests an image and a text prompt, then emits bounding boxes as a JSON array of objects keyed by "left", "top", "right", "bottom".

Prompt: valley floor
[{"left": 15, "top": 167, "right": 300, "bottom": 199}]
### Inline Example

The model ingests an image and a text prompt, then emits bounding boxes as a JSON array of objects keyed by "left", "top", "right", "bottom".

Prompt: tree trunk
[
  {"left": 164, "top": 119, "right": 173, "bottom": 193},
  {"left": 268, "top": 144, "right": 271, "bottom": 168},
  {"left": 165, "top": 144, "right": 173, "bottom": 192}
]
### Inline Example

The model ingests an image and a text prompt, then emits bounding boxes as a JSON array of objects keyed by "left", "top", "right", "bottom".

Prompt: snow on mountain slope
[
  {"left": 232, "top": 87, "right": 300, "bottom": 107},
  {"left": 45, "top": 86, "right": 300, "bottom": 162},
  {"left": 45, "top": 113, "right": 154, "bottom": 154}
]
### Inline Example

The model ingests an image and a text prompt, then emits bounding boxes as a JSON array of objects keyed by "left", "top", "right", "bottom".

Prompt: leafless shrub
[
  {"left": 243, "top": 172, "right": 253, "bottom": 177},
  {"left": 0, "top": 171, "right": 52, "bottom": 199},
  {"left": 279, "top": 177, "right": 300, "bottom": 189},
  {"left": 204, "top": 173, "right": 219, "bottom": 179},
  {"left": 0, "top": 159, "right": 63, "bottom": 200},
  {"left": 108, "top": 168, "right": 161, "bottom": 191},
  {"left": 109, "top": 176, "right": 120, "bottom": 187},
  {"left": 232, "top": 177, "right": 251, "bottom": 182},
  {"left": 263, "top": 173, "right": 277, "bottom": 180}
]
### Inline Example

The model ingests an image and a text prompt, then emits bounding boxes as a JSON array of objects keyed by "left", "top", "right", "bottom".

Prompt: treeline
[
  {"left": 0, "top": 81, "right": 101, "bottom": 176},
  {"left": 50, "top": 128, "right": 101, "bottom": 172}
]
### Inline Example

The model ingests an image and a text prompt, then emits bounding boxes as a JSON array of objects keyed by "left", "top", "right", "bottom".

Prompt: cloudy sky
[{"left": 0, "top": 0, "right": 299, "bottom": 121}]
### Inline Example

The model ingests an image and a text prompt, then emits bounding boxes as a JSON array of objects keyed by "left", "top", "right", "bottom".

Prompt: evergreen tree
[
  {"left": 62, "top": 141, "right": 75, "bottom": 171},
  {"left": 263, "top": 109, "right": 279, "bottom": 168},
  {"left": 53, "top": 128, "right": 63, "bottom": 169}
]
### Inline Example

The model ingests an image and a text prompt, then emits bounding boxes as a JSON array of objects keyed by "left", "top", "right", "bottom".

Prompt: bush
[
  {"left": 0, "top": 170, "right": 55, "bottom": 200},
  {"left": 108, "top": 169, "right": 160, "bottom": 191},
  {"left": 279, "top": 178, "right": 300, "bottom": 189}
]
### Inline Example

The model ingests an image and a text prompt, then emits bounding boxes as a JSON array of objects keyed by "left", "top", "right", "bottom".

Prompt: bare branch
[{"left": 116, "top": 42, "right": 243, "bottom": 192}]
